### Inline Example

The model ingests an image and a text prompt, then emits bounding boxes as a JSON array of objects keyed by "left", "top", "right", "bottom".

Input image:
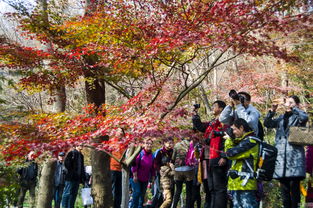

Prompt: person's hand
[
  {"left": 218, "top": 158, "right": 227, "bottom": 166},
  {"left": 271, "top": 104, "right": 278, "bottom": 112},
  {"left": 227, "top": 98, "right": 235, "bottom": 107},
  {"left": 169, "top": 163, "right": 175, "bottom": 170},
  {"left": 284, "top": 102, "right": 293, "bottom": 112},
  {"left": 193, "top": 108, "right": 199, "bottom": 115},
  {"left": 133, "top": 174, "right": 138, "bottom": 183}
]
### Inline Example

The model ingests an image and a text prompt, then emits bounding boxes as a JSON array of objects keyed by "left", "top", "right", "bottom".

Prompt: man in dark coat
[
  {"left": 62, "top": 145, "right": 85, "bottom": 208},
  {"left": 16, "top": 151, "right": 38, "bottom": 208}
]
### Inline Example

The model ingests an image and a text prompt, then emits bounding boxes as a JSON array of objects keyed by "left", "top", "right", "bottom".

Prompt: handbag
[
  {"left": 81, "top": 187, "right": 93, "bottom": 206},
  {"left": 288, "top": 121, "right": 313, "bottom": 146}
]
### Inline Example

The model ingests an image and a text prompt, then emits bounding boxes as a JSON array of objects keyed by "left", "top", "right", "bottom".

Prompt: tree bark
[
  {"left": 91, "top": 136, "right": 113, "bottom": 208},
  {"left": 36, "top": 0, "right": 67, "bottom": 207},
  {"left": 85, "top": 77, "right": 106, "bottom": 108},
  {"left": 53, "top": 86, "right": 67, "bottom": 112},
  {"left": 36, "top": 160, "right": 56, "bottom": 208},
  {"left": 121, "top": 145, "right": 142, "bottom": 208}
]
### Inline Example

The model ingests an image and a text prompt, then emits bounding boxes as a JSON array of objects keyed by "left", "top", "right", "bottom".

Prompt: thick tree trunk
[
  {"left": 91, "top": 136, "right": 113, "bottom": 208},
  {"left": 36, "top": 160, "right": 56, "bottom": 208}
]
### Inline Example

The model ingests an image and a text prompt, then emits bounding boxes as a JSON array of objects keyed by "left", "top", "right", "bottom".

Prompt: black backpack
[
  {"left": 257, "top": 120, "right": 265, "bottom": 141},
  {"left": 252, "top": 137, "right": 278, "bottom": 181}
]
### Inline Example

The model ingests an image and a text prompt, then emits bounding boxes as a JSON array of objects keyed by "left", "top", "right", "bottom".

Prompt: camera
[
  {"left": 229, "top": 89, "right": 245, "bottom": 104},
  {"left": 213, "top": 128, "right": 235, "bottom": 139},
  {"left": 193, "top": 104, "right": 200, "bottom": 110},
  {"left": 213, "top": 130, "right": 225, "bottom": 137}
]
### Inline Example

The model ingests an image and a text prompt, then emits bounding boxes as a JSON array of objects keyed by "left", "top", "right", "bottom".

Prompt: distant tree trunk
[
  {"left": 53, "top": 86, "right": 67, "bottom": 112},
  {"left": 91, "top": 136, "right": 113, "bottom": 208},
  {"left": 85, "top": 77, "right": 106, "bottom": 108},
  {"left": 36, "top": 160, "right": 56, "bottom": 208},
  {"left": 281, "top": 70, "right": 289, "bottom": 95}
]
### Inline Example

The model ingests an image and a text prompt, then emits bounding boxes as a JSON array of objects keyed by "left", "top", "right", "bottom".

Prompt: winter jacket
[
  {"left": 64, "top": 149, "right": 85, "bottom": 183},
  {"left": 17, "top": 160, "right": 38, "bottom": 183},
  {"left": 223, "top": 132, "right": 259, "bottom": 191},
  {"left": 160, "top": 164, "right": 175, "bottom": 190},
  {"left": 131, "top": 149, "right": 155, "bottom": 182},
  {"left": 264, "top": 107, "right": 308, "bottom": 179},
  {"left": 193, "top": 115, "right": 228, "bottom": 166},
  {"left": 54, "top": 160, "right": 66, "bottom": 187},
  {"left": 110, "top": 147, "right": 126, "bottom": 172},
  {"left": 219, "top": 104, "right": 260, "bottom": 136}
]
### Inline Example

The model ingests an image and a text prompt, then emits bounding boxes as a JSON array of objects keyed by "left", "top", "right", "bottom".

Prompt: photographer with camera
[
  {"left": 192, "top": 100, "right": 229, "bottom": 208},
  {"left": 220, "top": 90, "right": 261, "bottom": 139},
  {"left": 264, "top": 95, "right": 308, "bottom": 208},
  {"left": 222, "top": 118, "right": 260, "bottom": 208}
]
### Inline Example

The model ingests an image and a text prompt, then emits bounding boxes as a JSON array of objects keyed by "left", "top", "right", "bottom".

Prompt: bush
[{"left": 0, "top": 162, "right": 20, "bottom": 208}]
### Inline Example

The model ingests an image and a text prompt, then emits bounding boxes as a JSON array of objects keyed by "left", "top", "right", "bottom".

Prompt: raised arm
[
  {"left": 192, "top": 114, "right": 210, "bottom": 133},
  {"left": 219, "top": 105, "right": 235, "bottom": 125},
  {"left": 293, "top": 107, "right": 309, "bottom": 126},
  {"left": 264, "top": 111, "right": 281, "bottom": 129}
]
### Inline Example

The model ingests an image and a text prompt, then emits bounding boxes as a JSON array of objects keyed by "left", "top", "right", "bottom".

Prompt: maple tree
[
  {"left": 0, "top": 1, "right": 312, "bottom": 207},
  {"left": 0, "top": 0, "right": 312, "bottom": 160}
]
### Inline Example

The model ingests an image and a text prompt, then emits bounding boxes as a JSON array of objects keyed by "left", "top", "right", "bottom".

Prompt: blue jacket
[{"left": 219, "top": 104, "right": 260, "bottom": 136}]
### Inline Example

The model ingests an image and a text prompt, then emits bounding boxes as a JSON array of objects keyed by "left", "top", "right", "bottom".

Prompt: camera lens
[{"left": 229, "top": 89, "right": 239, "bottom": 100}]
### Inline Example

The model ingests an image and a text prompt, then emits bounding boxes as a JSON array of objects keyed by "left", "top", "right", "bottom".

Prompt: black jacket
[
  {"left": 64, "top": 149, "right": 85, "bottom": 183},
  {"left": 54, "top": 160, "right": 66, "bottom": 186},
  {"left": 17, "top": 160, "right": 38, "bottom": 183}
]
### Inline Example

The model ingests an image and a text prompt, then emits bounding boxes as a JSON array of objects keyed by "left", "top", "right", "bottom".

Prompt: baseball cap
[{"left": 58, "top": 152, "right": 65, "bottom": 156}]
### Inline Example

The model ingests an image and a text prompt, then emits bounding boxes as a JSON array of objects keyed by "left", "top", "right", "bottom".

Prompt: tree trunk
[
  {"left": 281, "top": 69, "right": 289, "bottom": 95},
  {"left": 91, "top": 136, "right": 113, "bottom": 208},
  {"left": 36, "top": 160, "right": 56, "bottom": 208},
  {"left": 36, "top": 0, "right": 67, "bottom": 207},
  {"left": 85, "top": 77, "right": 106, "bottom": 108},
  {"left": 121, "top": 167, "right": 130, "bottom": 208},
  {"left": 53, "top": 86, "right": 67, "bottom": 112},
  {"left": 121, "top": 145, "right": 141, "bottom": 208}
]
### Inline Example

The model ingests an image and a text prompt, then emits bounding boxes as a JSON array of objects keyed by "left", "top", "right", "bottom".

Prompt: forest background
[{"left": 0, "top": 0, "right": 312, "bottom": 207}]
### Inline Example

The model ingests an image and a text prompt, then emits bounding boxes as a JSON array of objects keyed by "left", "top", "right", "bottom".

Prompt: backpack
[
  {"left": 251, "top": 137, "right": 278, "bottom": 181},
  {"left": 257, "top": 120, "right": 265, "bottom": 141},
  {"left": 153, "top": 148, "right": 163, "bottom": 159},
  {"left": 173, "top": 140, "right": 190, "bottom": 167}
]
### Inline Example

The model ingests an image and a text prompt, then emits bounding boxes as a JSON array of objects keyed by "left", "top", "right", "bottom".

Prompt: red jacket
[{"left": 204, "top": 119, "right": 228, "bottom": 159}]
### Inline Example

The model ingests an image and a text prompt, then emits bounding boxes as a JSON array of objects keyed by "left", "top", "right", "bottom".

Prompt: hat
[{"left": 58, "top": 152, "right": 65, "bottom": 156}]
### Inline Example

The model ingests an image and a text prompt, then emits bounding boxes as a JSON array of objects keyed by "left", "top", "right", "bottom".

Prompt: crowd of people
[{"left": 15, "top": 90, "right": 310, "bottom": 208}]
